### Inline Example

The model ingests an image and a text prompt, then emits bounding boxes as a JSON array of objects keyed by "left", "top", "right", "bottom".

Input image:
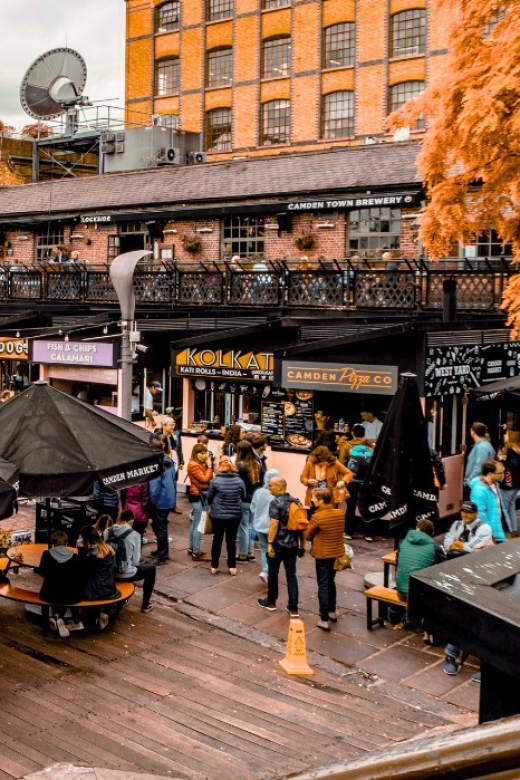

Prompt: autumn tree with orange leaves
[{"left": 389, "top": 0, "right": 520, "bottom": 333}]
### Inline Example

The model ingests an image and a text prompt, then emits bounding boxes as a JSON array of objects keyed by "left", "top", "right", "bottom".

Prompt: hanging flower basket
[
  {"left": 294, "top": 232, "right": 315, "bottom": 251},
  {"left": 181, "top": 234, "right": 202, "bottom": 253}
]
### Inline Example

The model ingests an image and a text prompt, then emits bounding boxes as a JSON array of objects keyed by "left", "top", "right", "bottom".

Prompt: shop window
[
  {"left": 321, "top": 91, "right": 354, "bottom": 138},
  {"left": 205, "top": 108, "right": 232, "bottom": 150},
  {"left": 388, "top": 80, "right": 425, "bottom": 129},
  {"left": 155, "top": 1, "right": 181, "bottom": 33},
  {"left": 262, "top": 36, "right": 291, "bottom": 79},
  {"left": 260, "top": 99, "right": 290, "bottom": 145},
  {"left": 156, "top": 58, "right": 180, "bottom": 96},
  {"left": 206, "top": 47, "right": 232, "bottom": 87},
  {"left": 348, "top": 207, "right": 401, "bottom": 258},
  {"left": 322, "top": 23, "right": 355, "bottom": 69},
  {"left": 206, "top": 0, "right": 233, "bottom": 22},
  {"left": 36, "top": 227, "right": 64, "bottom": 263},
  {"left": 390, "top": 10, "right": 426, "bottom": 58},
  {"left": 222, "top": 215, "right": 264, "bottom": 258}
]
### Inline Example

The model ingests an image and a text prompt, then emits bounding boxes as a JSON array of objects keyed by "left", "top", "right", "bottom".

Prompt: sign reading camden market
[{"left": 175, "top": 348, "right": 274, "bottom": 381}]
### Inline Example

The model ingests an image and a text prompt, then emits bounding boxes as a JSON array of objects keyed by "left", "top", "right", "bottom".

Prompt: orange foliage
[{"left": 388, "top": 0, "right": 520, "bottom": 334}]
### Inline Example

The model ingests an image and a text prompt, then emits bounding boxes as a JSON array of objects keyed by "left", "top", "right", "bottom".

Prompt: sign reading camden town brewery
[
  {"left": 175, "top": 348, "right": 274, "bottom": 381},
  {"left": 280, "top": 360, "right": 398, "bottom": 394}
]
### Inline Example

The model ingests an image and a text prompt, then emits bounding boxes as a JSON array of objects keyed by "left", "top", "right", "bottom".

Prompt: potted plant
[
  {"left": 181, "top": 234, "right": 202, "bottom": 254},
  {"left": 294, "top": 231, "right": 315, "bottom": 251}
]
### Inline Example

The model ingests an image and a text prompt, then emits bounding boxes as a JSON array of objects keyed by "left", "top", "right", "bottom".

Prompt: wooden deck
[{"left": 0, "top": 584, "right": 454, "bottom": 780}]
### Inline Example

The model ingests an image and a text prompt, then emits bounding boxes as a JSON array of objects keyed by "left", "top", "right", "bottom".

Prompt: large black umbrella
[
  {"left": 0, "top": 458, "right": 19, "bottom": 521},
  {"left": 357, "top": 373, "right": 438, "bottom": 540},
  {"left": 472, "top": 375, "right": 520, "bottom": 401},
  {"left": 0, "top": 381, "right": 162, "bottom": 497}
]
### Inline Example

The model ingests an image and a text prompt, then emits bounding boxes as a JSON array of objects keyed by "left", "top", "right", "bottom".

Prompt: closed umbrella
[{"left": 357, "top": 373, "right": 438, "bottom": 542}]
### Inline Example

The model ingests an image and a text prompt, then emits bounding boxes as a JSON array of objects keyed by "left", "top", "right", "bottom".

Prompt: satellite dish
[{"left": 20, "top": 47, "right": 88, "bottom": 120}]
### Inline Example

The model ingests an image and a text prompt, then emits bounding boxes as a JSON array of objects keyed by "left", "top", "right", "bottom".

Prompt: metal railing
[{"left": 0, "top": 257, "right": 512, "bottom": 312}]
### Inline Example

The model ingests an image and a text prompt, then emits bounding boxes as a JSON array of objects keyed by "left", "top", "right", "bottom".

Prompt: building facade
[{"left": 125, "top": 0, "right": 447, "bottom": 158}]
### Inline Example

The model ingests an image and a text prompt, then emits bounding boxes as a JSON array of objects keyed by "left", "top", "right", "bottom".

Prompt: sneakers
[
  {"left": 258, "top": 598, "right": 276, "bottom": 612},
  {"left": 471, "top": 671, "right": 481, "bottom": 683},
  {"left": 443, "top": 656, "right": 460, "bottom": 675},
  {"left": 173, "top": 507, "right": 183, "bottom": 514},
  {"left": 48, "top": 617, "right": 57, "bottom": 633},
  {"left": 286, "top": 607, "right": 299, "bottom": 618},
  {"left": 152, "top": 557, "right": 170, "bottom": 565},
  {"left": 142, "top": 537, "right": 148, "bottom": 545},
  {"left": 56, "top": 617, "right": 70, "bottom": 638},
  {"left": 344, "top": 534, "right": 353, "bottom": 540},
  {"left": 142, "top": 604, "right": 154, "bottom": 613},
  {"left": 247, "top": 553, "right": 256, "bottom": 561},
  {"left": 328, "top": 612, "right": 338, "bottom": 622},
  {"left": 97, "top": 612, "right": 109, "bottom": 631},
  {"left": 192, "top": 551, "right": 211, "bottom": 561},
  {"left": 67, "top": 620, "right": 84, "bottom": 632},
  {"left": 211, "top": 567, "right": 219, "bottom": 575},
  {"left": 236, "top": 555, "right": 248, "bottom": 564},
  {"left": 364, "top": 536, "right": 374, "bottom": 542},
  {"left": 259, "top": 571, "right": 268, "bottom": 584},
  {"left": 153, "top": 537, "right": 173, "bottom": 544},
  {"left": 228, "top": 568, "right": 237, "bottom": 576},
  {"left": 187, "top": 548, "right": 193, "bottom": 556},
  {"left": 317, "top": 619, "right": 330, "bottom": 632}
]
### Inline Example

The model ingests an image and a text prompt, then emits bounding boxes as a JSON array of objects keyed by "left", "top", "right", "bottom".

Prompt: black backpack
[{"left": 107, "top": 527, "right": 133, "bottom": 569}]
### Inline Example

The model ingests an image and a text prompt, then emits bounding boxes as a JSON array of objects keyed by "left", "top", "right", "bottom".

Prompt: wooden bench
[
  {"left": 0, "top": 581, "right": 135, "bottom": 636},
  {"left": 0, "top": 557, "right": 19, "bottom": 575},
  {"left": 364, "top": 585, "right": 407, "bottom": 630}
]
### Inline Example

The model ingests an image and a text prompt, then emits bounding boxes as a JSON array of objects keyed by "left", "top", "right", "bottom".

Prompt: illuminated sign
[
  {"left": 31, "top": 340, "right": 115, "bottom": 367},
  {"left": 281, "top": 360, "right": 398, "bottom": 394},
  {"left": 0, "top": 338, "right": 29, "bottom": 360},
  {"left": 175, "top": 348, "right": 274, "bottom": 381}
]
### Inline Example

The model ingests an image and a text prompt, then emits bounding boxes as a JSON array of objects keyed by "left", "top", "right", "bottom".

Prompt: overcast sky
[{"left": 0, "top": 0, "right": 125, "bottom": 131}]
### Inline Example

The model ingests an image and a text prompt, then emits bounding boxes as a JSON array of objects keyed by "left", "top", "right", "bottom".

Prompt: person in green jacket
[{"left": 395, "top": 518, "right": 437, "bottom": 601}]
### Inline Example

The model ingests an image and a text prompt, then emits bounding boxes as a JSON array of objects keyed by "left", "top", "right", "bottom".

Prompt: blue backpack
[{"left": 347, "top": 445, "right": 373, "bottom": 482}]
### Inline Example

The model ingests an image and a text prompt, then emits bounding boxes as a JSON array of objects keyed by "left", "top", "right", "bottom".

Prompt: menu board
[
  {"left": 283, "top": 393, "right": 314, "bottom": 450},
  {"left": 261, "top": 402, "right": 285, "bottom": 442}
]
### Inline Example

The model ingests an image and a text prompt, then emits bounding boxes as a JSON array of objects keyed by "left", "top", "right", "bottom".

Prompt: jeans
[
  {"left": 237, "top": 502, "right": 254, "bottom": 556},
  {"left": 151, "top": 507, "right": 170, "bottom": 560},
  {"left": 267, "top": 547, "right": 299, "bottom": 611},
  {"left": 189, "top": 498, "right": 203, "bottom": 555},
  {"left": 211, "top": 517, "right": 240, "bottom": 568},
  {"left": 500, "top": 488, "right": 518, "bottom": 533},
  {"left": 257, "top": 531, "right": 268, "bottom": 576},
  {"left": 118, "top": 563, "right": 156, "bottom": 609},
  {"left": 315, "top": 558, "right": 337, "bottom": 621}
]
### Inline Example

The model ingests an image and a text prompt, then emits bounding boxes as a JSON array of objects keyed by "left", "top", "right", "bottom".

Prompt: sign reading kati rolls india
[
  {"left": 281, "top": 360, "right": 398, "bottom": 394},
  {"left": 175, "top": 348, "right": 274, "bottom": 381}
]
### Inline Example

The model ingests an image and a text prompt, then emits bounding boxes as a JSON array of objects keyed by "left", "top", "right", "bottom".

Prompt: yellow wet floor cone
[{"left": 279, "top": 618, "right": 314, "bottom": 675}]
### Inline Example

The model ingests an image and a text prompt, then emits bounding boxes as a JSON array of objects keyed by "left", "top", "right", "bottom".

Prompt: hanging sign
[
  {"left": 31, "top": 340, "right": 115, "bottom": 367},
  {"left": 0, "top": 338, "right": 29, "bottom": 360},
  {"left": 175, "top": 348, "right": 274, "bottom": 381},
  {"left": 281, "top": 360, "right": 398, "bottom": 394}
]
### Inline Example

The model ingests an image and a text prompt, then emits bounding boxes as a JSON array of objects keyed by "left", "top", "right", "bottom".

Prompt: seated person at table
[
  {"left": 442, "top": 500, "right": 493, "bottom": 557},
  {"left": 105, "top": 509, "right": 156, "bottom": 613},
  {"left": 78, "top": 525, "right": 121, "bottom": 631},
  {"left": 391, "top": 519, "right": 441, "bottom": 629},
  {"left": 35, "top": 530, "right": 85, "bottom": 638}
]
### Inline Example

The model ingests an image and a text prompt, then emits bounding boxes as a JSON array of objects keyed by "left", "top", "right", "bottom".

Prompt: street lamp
[{"left": 109, "top": 249, "right": 152, "bottom": 420}]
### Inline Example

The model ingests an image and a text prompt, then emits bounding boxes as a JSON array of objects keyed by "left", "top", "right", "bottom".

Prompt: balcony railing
[{"left": 0, "top": 258, "right": 512, "bottom": 312}]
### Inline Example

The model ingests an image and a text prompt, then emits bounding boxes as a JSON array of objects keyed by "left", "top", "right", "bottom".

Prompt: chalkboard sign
[
  {"left": 261, "top": 402, "right": 285, "bottom": 442},
  {"left": 284, "top": 395, "right": 314, "bottom": 449}
]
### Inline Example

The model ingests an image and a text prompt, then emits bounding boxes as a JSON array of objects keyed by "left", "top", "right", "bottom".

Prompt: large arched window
[
  {"left": 206, "top": 47, "right": 233, "bottom": 87},
  {"left": 262, "top": 36, "right": 291, "bottom": 79},
  {"left": 155, "top": 1, "right": 181, "bottom": 33},
  {"left": 155, "top": 58, "right": 180, "bottom": 95},
  {"left": 322, "top": 23, "right": 355, "bottom": 68},
  {"left": 206, "top": 108, "right": 232, "bottom": 150},
  {"left": 388, "top": 80, "right": 425, "bottom": 128},
  {"left": 260, "top": 100, "right": 290, "bottom": 145},
  {"left": 390, "top": 9, "right": 426, "bottom": 57},
  {"left": 321, "top": 91, "right": 354, "bottom": 138}
]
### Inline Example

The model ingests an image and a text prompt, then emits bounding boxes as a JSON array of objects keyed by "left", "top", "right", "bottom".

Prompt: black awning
[{"left": 472, "top": 376, "right": 520, "bottom": 401}]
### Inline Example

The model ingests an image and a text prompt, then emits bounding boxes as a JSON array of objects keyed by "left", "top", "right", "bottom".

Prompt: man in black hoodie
[{"left": 36, "top": 530, "right": 85, "bottom": 638}]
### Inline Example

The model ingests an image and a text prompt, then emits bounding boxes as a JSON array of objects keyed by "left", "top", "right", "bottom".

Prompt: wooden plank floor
[{"left": 0, "top": 575, "right": 457, "bottom": 780}]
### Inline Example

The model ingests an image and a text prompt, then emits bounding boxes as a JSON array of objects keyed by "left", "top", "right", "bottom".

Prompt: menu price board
[
  {"left": 284, "top": 395, "right": 314, "bottom": 449},
  {"left": 261, "top": 402, "right": 285, "bottom": 442}
]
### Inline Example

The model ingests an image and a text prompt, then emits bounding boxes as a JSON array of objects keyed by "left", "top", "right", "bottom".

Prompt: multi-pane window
[
  {"left": 206, "top": 0, "right": 233, "bottom": 22},
  {"left": 262, "top": 0, "right": 290, "bottom": 7},
  {"left": 483, "top": 6, "right": 506, "bottom": 37},
  {"left": 348, "top": 208, "right": 401, "bottom": 258},
  {"left": 388, "top": 81, "right": 425, "bottom": 128},
  {"left": 322, "top": 23, "right": 355, "bottom": 69},
  {"left": 473, "top": 230, "right": 512, "bottom": 258},
  {"left": 207, "top": 48, "right": 232, "bottom": 87},
  {"left": 157, "top": 114, "right": 179, "bottom": 129},
  {"left": 155, "top": 2, "right": 181, "bottom": 33},
  {"left": 321, "top": 91, "right": 354, "bottom": 138},
  {"left": 223, "top": 216, "right": 264, "bottom": 258},
  {"left": 260, "top": 99, "right": 290, "bottom": 145},
  {"left": 262, "top": 37, "right": 291, "bottom": 78},
  {"left": 206, "top": 108, "right": 232, "bottom": 150},
  {"left": 390, "top": 10, "right": 426, "bottom": 57},
  {"left": 36, "top": 227, "right": 64, "bottom": 263},
  {"left": 156, "top": 58, "right": 180, "bottom": 95}
]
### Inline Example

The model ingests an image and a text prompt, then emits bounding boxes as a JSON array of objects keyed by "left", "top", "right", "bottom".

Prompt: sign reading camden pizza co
[
  {"left": 281, "top": 360, "right": 398, "bottom": 394},
  {"left": 175, "top": 348, "right": 274, "bottom": 381},
  {"left": 0, "top": 338, "right": 29, "bottom": 360}
]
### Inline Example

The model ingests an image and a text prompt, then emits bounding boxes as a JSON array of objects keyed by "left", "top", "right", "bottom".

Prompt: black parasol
[
  {"left": 357, "top": 373, "right": 438, "bottom": 538},
  {"left": 0, "top": 457, "right": 19, "bottom": 521}
]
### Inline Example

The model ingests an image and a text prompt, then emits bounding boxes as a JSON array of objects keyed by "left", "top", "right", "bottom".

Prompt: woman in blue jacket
[
  {"left": 148, "top": 435, "right": 177, "bottom": 563},
  {"left": 207, "top": 456, "right": 245, "bottom": 575}
]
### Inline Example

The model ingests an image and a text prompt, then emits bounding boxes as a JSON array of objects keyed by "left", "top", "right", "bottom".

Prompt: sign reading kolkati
[
  {"left": 175, "top": 348, "right": 274, "bottom": 381},
  {"left": 281, "top": 360, "right": 398, "bottom": 394},
  {"left": 31, "top": 340, "right": 115, "bottom": 367}
]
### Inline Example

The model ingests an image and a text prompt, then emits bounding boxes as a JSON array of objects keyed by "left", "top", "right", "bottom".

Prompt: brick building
[{"left": 125, "top": 0, "right": 447, "bottom": 158}]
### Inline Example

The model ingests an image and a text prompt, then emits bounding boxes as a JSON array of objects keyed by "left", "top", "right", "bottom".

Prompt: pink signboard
[{"left": 31, "top": 340, "right": 115, "bottom": 368}]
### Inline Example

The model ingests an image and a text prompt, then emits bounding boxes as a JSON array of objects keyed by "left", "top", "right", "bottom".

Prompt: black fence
[{"left": 0, "top": 257, "right": 512, "bottom": 312}]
